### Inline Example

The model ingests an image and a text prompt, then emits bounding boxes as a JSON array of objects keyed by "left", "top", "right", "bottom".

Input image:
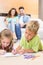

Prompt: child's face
[
  {"left": 1, "top": 37, "right": 10, "bottom": 48},
  {"left": 25, "top": 28, "right": 35, "bottom": 41}
]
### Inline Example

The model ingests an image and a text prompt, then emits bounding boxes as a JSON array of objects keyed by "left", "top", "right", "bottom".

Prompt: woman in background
[{"left": 5, "top": 8, "right": 18, "bottom": 40}]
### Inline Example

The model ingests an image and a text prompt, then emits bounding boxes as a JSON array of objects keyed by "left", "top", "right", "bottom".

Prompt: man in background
[{"left": 18, "top": 6, "right": 31, "bottom": 28}]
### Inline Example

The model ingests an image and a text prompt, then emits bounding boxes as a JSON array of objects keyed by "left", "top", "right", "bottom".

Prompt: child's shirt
[{"left": 20, "top": 35, "right": 43, "bottom": 52}]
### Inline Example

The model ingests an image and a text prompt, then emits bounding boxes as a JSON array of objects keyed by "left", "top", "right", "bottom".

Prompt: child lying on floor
[
  {"left": 0, "top": 29, "right": 13, "bottom": 55},
  {"left": 12, "top": 20, "right": 43, "bottom": 54}
]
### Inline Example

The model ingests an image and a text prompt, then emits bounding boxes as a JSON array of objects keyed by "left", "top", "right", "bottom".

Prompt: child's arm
[
  {"left": 0, "top": 49, "right": 6, "bottom": 55},
  {"left": 16, "top": 45, "right": 22, "bottom": 52},
  {"left": 25, "top": 49, "right": 35, "bottom": 53},
  {"left": 18, "top": 49, "right": 34, "bottom": 54},
  {"left": 12, "top": 45, "right": 22, "bottom": 54}
]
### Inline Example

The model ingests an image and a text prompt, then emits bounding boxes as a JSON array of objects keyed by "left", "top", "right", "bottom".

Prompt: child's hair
[
  {"left": 0, "top": 29, "right": 13, "bottom": 52},
  {"left": 27, "top": 20, "right": 39, "bottom": 33}
]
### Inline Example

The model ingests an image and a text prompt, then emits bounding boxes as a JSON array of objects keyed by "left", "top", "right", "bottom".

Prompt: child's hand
[
  {"left": 0, "top": 50, "right": 6, "bottom": 55},
  {"left": 12, "top": 50, "right": 17, "bottom": 55},
  {"left": 18, "top": 49, "right": 25, "bottom": 54}
]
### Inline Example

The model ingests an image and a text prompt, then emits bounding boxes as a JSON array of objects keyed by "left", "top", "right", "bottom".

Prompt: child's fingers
[
  {"left": 18, "top": 49, "right": 25, "bottom": 54},
  {"left": 12, "top": 50, "right": 17, "bottom": 55},
  {"left": 0, "top": 50, "right": 6, "bottom": 55}
]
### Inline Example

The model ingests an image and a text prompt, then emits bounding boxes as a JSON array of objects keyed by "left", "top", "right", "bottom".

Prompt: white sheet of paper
[{"left": 3, "top": 53, "right": 20, "bottom": 57}]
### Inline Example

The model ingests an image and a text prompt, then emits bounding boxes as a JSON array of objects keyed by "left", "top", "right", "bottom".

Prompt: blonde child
[
  {"left": 12, "top": 20, "right": 43, "bottom": 54},
  {"left": 0, "top": 29, "right": 13, "bottom": 55}
]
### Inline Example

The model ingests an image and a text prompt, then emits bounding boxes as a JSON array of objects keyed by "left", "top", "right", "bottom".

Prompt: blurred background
[{"left": 0, "top": 0, "right": 39, "bottom": 18}]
